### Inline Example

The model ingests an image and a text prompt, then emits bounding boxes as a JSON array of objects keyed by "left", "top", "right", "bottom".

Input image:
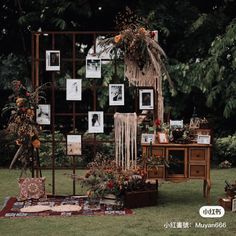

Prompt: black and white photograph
[
  {"left": 109, "top": 84, "right": 124, "bottom": 106},
  {"left": 36, "top": 104, "right": 51, "bottom": 125},
  {"left": 46, "top": 50, "right": 60, "bottom": 71},
  {"left": 66, "top": 79, "right": 82, "bottom": 101},
  {"left": 141, "top": 133, "right": 155, "bottom": 144},
  {"left": 139, "top": 89, "right": 154, "bottom": 110},
  {"left": 88, "top": 111, "right": 104, "bottom": 133},
  {"left": 170, "top": 120, "right": 184, "bottom": 129},
  {"left": 67, "top": 135, "right": 82, "bottom": 156},
  {"left": 86, "top": 57, "right": 101, "bottom": 78}
]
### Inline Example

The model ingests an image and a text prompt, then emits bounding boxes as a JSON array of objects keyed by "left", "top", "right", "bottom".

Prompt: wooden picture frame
[
  {"left": 109, "top": 84, "right": 124, "bottom": 106},
  {"left": 36, "top": 104, "right": 51, "bottom": 125},
  {"left": 86, "top": 57, "right": 101, "bottom": 78},
  {"left": 66, "top": 79, "right": 82, "bottom": 101},
  {"left": 157, "top": 132, "right": 169, "bottom": 144},
  {"left": 197, "top": 134, "right": 211, "bottom": 144},
  {"left": 88, "top": 111, "right": 104, "bottom": 133},
  {"left": 141, "top": 133, "right": 155, "bottom": 144},
  {"left": 67, "top": 135, "right": 82, "bottom": 156},
  {"left": 139, "top": 89, "right": 154, "bottom": 110},
  {"left": 46, "top": 50, "right": 60, "bottom": 71}
]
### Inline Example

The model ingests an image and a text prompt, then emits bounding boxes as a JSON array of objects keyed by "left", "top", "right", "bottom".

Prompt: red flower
[
  {"left": 150, "top": 31, "right": 155, "bottom": 38},
  {"left": 107, "top": 180, "right": 114, "bottom": 189},
  {"left": 25, "top": 92, "right": 30, "bottom": 97},
  {"left": 154, "top": 119, "right": 161, "bottom": 127}
]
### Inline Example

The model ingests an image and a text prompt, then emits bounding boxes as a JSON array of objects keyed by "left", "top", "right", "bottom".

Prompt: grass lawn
[{"left": 0, "top": 168, "right": 236, "bottom": 236}]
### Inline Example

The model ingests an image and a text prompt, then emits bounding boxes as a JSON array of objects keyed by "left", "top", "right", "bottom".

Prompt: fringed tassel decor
[{"left": 114, "top": 112, "right": 137, "bottom": 170}]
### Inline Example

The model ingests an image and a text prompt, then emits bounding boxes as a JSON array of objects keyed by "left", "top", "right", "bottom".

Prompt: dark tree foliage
[{"left": 0, "top": 0, "right": 236, "bottom": 134}]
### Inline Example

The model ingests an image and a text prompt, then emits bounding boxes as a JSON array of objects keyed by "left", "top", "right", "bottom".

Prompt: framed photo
[
  {"left": 67, "top": 135, "right": 82, "bottom": 155},
  {"left": 36, "top": 104, "right": 51, "bottom": 125},
  {"left": 141, "top": 133, "right": 155, "bottom": 144},
  {"left": 66, "top": 79, "right": 82, "bottom": 101},
  {"left": 232, "top": 198, "right": 236, "bottom": 212},
  {"left": 46, "top": 50, "right": 60, "bottom": 71},
  {"left": 170, "top": 120, "right": 183, "bottom": 129},
  {"left": 88, "top": 111, "right": 104, "bottom": 133},
  {"left": 196, "top": 129, "right": 211, "bottom": 136},
  {"left": 197, "top": 135, "right": 211, "bottom": 144},
  {"left": 157, "top": 132, "right": 169, "bottom": 144},
  {"left": 139, "top": 89, "right": 154, "bottom": 110},
  {"left": 109, "top": 84, "right": 124, "bottom": 106},
  {"left": 86, "top": 57, "right": 101, "bottom": 78}
]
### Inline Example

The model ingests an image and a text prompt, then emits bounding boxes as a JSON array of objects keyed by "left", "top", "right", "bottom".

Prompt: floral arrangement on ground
[{"left": 74, "top": 153, "right": 155, "bottom": 203}]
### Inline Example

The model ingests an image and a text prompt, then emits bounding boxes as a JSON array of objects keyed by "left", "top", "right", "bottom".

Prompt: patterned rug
[{"left": 0, "top": 196, "right": 133, "bottom": 218}]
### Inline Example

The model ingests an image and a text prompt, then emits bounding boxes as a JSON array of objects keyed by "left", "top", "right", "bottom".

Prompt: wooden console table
[{"left": 142, "top": 143, "right": 212, "bottom": 203}]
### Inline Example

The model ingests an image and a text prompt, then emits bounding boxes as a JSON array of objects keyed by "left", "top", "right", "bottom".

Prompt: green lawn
[{"left": 0, "top": 168, "right": 236, "bottom": 236}]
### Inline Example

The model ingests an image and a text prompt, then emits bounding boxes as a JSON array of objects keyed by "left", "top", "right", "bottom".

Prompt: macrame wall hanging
[{"left": 114, "top": 113, "right": 137, "bottom": 170}]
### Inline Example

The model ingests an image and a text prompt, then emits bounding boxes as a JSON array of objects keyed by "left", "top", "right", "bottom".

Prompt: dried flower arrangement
[
  {"left": 2, "top": 80, "right": 48, "bottom": 176},
  {"left": 74, "top": 153, "right": 148, "bottom": 200},
  {"left": 99, "top": 8, "right": 174, "bottom": 121}
]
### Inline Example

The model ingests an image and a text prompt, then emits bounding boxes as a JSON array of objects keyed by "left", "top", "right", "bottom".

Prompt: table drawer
[
  {"left": 189, "top": 148, "right": 206, "bottom": 162},
  {"left": 152, "top": 148, "right": 165, "bottom": 157},
  {"left": 189, "top": 165, "right": 206, "bottom": 178}
]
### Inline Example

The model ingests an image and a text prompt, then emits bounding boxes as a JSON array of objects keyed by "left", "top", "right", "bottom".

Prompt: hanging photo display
[
  {"left": 45, "top": 50, "right": 60, "bottom": 71},
  {"left": 139, "top": 89, "right": 154, "bottom": 110},
  {"left": 109, "top": 84, "right": 125, "bottom": 106},
  {"left": 86, "top": 57, "right": 101, "bottom": 78},
  {"left": 67, "top": 135, "right": 82, "bottom": 156},
  {"left": 88, "top": 111, "right": 104, "bottom": 133},
  {"left": 66, "top": 79, "right": 82, "bottom": 101},
  {"left": 36, "top": 104, "right": 51, "bottom": 125}
]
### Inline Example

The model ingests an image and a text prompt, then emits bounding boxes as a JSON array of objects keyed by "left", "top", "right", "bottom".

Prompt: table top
[{"left": 142, "top": 143, "right": 212, "bottom": 147}]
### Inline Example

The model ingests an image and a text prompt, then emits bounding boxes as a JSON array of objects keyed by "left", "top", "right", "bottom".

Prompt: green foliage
[
  {"left": 215, "top": 134, "right": 236, "bottom": 165},
  {"left": 167, "top": 18, "right": 236, "bottom": 123},
  {"left": 39, "top": 131, "right": 69, "bottom": 168},
  {"left": 0, "top": 54, "right": 30, "bottom": 89}
]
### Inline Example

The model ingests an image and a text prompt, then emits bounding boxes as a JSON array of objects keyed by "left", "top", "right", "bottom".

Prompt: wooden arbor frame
[{"left": 31, "top": 31, "right": 159, "bottom": 195}]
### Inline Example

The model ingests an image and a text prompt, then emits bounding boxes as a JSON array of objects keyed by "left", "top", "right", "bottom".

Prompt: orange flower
[
  {"left": 26, "top": 108, "right": 35, "bottom": 117},
  {"left": 114, "top": 34, "right": 122, "bottom": 43},
  {"left": 16, "top": 98, "right": 26, "bottom": 107},
  {"left": 138, "top": 27, "right": 147, "bottom": 34},
  {"left": 32, "top": 139, "right": 40, "bottom": 148},
  {"left": 16, "top": 139, "right": 22, "bottom": 145}
]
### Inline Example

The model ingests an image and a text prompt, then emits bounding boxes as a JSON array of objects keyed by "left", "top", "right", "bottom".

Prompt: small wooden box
[
  {"left": 218, "top": 197, "right": 232, "bottom": 211},
  {"left": 124, "top": 189, "right": 158, "bottom": 209}
]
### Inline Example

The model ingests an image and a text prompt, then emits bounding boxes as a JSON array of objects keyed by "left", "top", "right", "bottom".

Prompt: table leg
[
  {"left": 203, "top": 180, "right": 207, "bottom": 197},
  {"left": 203, "top": 179, "right": 211, "bottom": 204}
]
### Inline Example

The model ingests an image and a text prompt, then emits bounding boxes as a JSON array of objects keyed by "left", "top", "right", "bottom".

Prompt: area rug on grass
[{"left": 0, "top": 196, "right": 133, "bottom": 218}]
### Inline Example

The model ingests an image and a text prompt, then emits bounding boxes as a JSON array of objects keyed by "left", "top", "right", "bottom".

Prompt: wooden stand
[{"left": 142, "top": 143, "right": 212, "bottom": 203}]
